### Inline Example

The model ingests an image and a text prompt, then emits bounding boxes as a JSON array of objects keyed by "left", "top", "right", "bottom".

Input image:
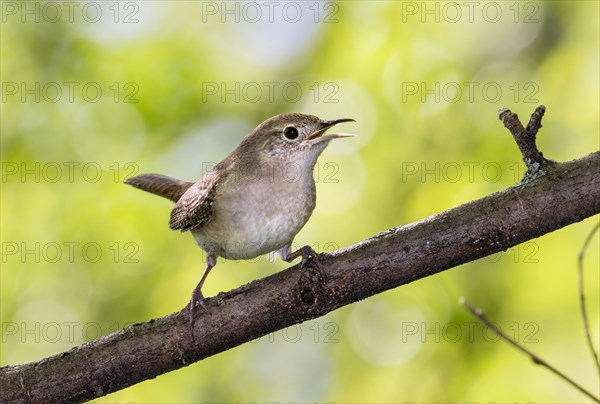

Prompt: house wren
[{"left": 125, "top": 113, "right": 354, "bottom": 326}]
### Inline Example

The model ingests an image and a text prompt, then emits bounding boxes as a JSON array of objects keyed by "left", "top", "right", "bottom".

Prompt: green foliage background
[{"left": 1, "top": 1, "right": 599, "bottom": 402}]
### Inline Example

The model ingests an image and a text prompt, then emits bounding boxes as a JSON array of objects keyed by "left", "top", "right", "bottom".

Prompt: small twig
[
  {"left": 525, "top": 104, "right": 546, "bottom": 136},
  {"left": 578, "top": 221, "right": 600, "bottom": 376},
  {"left": 460, "top": 298, "right": 600, "bottom": 403},
  {"left": 499, "top": 105, "right": 553, "bottom": 181}
]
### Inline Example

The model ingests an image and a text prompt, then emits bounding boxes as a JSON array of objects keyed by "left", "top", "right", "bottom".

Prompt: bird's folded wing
[{"left": 169, "top": 172, "right": 220, "bottom": 232}]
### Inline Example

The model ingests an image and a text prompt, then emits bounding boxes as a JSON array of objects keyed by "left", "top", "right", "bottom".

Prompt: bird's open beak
[{"left": 306, "top": 118, "right": 355, "bottom": 143}]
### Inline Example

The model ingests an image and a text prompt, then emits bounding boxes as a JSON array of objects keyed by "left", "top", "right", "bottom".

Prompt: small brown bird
[{"left": 125, "top": 113, "right": 354, "bottom": 327}]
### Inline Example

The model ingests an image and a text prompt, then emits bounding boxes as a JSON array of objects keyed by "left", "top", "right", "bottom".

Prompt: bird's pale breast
[{"left": 191, "top": 168, "right": 316, "bottom": 260}]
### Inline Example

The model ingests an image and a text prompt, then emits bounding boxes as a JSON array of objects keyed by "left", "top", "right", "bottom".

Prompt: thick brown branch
[{"left": 1, "top": 107, "right": 599, "bottom": 403}]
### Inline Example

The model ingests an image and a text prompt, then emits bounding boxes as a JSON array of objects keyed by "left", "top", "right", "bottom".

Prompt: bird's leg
[
  {"left": 189, "top": 254, "right": 216, "bottom": 337},
  {"left": 279, "top": 243, "right": 325, "bottom": 279}
]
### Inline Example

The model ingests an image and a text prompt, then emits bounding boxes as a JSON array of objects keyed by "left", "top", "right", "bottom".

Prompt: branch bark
[{"left": 1, "top": 108, "right": 599, "bottom": 404}]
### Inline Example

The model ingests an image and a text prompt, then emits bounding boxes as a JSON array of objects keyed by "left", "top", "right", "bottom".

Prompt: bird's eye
[{"left": 283, "top": 126, "right": 299, "bottom": 140}]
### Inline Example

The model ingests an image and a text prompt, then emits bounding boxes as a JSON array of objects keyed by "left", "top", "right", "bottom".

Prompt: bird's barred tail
[{"left": 124, "top": 173, "right": 193, "bottom": 203}]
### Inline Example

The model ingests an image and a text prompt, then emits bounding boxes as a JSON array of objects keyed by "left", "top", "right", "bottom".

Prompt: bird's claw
[{"left": 299, "top": 247, "right": 325, "bottom": 280}]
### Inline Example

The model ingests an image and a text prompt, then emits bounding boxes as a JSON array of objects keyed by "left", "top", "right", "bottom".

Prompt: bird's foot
[
  {"left": 297, "top": 245, "right": 326, "bottom": 281},
  {"left": 280, "top": 244, "right": 326, "bottom": 281},
  {"left": 187, "top": 257, "right": 216, "bottom": 340},
  {"left": 294, "top": 246, "right": 329, "bottom": 309}
]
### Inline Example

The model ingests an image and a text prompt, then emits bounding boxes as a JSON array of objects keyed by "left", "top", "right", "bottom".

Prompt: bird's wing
[
  {"left": 125, "top": 173, "right": 193, "bottom": 203},
  {"left": 169, "top": 171, "right": 220, "bottom": 232}
]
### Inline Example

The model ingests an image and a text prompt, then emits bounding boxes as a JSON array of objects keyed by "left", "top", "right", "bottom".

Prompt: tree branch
[
  {"left": 1, "top": 108, "right": 599, "bottom": 404},
  {"left": 578, "top": 222, "right": 600, "bottom": 376}
]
